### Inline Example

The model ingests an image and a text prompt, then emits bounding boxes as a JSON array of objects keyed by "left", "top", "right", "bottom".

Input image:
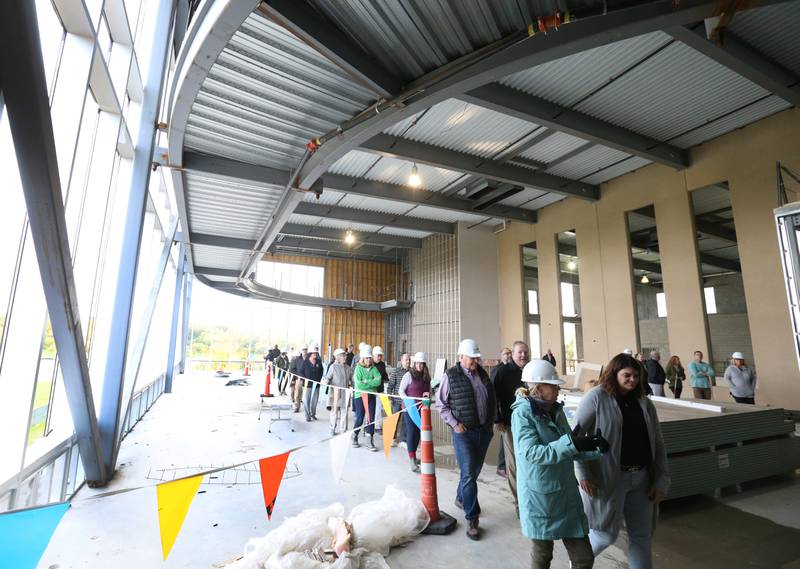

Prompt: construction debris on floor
[{"left": 227, "top": 485, "right": 429, "bottom": 569}]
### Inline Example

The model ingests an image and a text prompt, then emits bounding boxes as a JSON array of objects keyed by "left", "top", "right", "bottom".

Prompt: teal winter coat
[{"left": 511, "top": 393, "right": 602, "bottom": 540}]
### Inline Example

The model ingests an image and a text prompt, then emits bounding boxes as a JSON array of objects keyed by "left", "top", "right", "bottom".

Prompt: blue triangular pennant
[{"left": 0, "top": 502, "right": 69, "bottom": 569}]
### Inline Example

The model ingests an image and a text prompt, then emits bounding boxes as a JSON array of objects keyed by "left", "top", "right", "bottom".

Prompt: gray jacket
[
  {"left": 574, "top": 386, "right": 670, "bottom": 531},
  {"left": 724, "top": 365, "right": 756, "bottom": 398},
  {"left": 324, "top": 362, "right": 352, "bottom": 409}
]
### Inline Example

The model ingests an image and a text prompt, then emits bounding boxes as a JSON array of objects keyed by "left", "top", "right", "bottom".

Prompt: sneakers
[
  {"left": 466, "top": 519, "right": 480, "bottom": 541},
  {"left": 391, "top": 440, "right": 398, "bottom": 447},
  {"left": 352, "top": 432, "right": 360, "bottom": 448},
  {"left": 367, "top": 435, "right": 379, "bottom": 452},
  {"left": 409, "top": 457, "right": 420, "bottom": 473}
]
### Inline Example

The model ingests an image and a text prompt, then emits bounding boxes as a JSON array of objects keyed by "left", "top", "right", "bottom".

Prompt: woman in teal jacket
[{"left": 512, "top": 360, "right": 608, "bottom": 569}]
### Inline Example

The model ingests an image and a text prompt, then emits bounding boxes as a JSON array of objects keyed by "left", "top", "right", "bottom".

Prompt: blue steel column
[
  {"left": 0, "top": 1, "right": 106, "bottom": 482},
  {"left": 98, "top": 0, "right": 176, "bottom": 481},
  {"left": 179, "top": 274, "right": 193, "bottom": 373},
  {"left": 164, "top": 242, "right": 186, "bottom": 392}
]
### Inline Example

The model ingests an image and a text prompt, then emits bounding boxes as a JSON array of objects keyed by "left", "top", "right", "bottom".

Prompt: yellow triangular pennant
[
  {"left": 156, "top": 474, "right": 203, "bottom": 560},
  {"left": 379, "top": 394, "right": 393, "bottom": 417}
]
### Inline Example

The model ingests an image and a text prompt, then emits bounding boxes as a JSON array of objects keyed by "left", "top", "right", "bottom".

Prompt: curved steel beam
[{"left": 295, "top": 0, "right": 788, "bottom": 191}]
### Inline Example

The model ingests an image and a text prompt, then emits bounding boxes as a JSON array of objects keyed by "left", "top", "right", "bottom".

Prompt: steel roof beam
[
  {"left": 269, "top": 246, "right": 398, "bottom": 264},
  {"left": 324, "top": 172, "right": 538, "bottom": 222},
  {"left": 280, "top": 223, "right": 422, "bottom": 248},
  {"left": 459, "top": 84, "right": 690, "bottom": 169},
  {"left": 257, "top": 0, "right": 403, "bottom": 98},
  {"left": 668, "top": 24, "right": 800, "bottom": 107},
  {"left": 272, "top": 237, "right": 397, "bottom": 261},
  {"left": 359, "top": 133, "right": 598, "bottom": 200},
  {"left": 295, "top": 202, "right": 454, "bottom": 234},
  {"left": 190, "top": 232, "right": 256, "bottom": 250},
  {"left": 195, "top": 266, "right": 241, "bottom": 278},
  {"left": 298, "top": 0, "right": 762, "bottom": 188}
]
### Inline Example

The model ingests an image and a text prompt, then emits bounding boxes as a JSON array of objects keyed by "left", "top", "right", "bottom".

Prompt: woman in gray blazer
[{"left": 574, "top": 353, "right": 670, "bottom": 569}]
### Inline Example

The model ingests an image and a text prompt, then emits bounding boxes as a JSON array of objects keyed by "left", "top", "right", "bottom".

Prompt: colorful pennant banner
[
  {"left": 156, "top": 474, "right": 204, "bottom": 560},
  {"left": 0, "top": 502, "right": 69, "bottom": 569},
  {"left": 258, "top": 452, "right": 290, "bottom": 520},
  {"left": 404, "top": 398, "right": 422, "bottom": 429},
  {"left": 382, "top": 412, "right": 401, "bottom": 459}
]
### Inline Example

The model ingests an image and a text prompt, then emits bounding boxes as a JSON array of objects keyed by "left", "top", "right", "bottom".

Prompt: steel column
[
  {"left": 0, "top": 0, "right": 106, "bottom": 483},
  {"left": 165, "top": 242, "right": 186, "bottom": 392},
  {"left": 179, "top": 274, "right": 193, "bottom": 373},
  {"left": 98, "top": 0, "right": 176, "bottom": 481}
]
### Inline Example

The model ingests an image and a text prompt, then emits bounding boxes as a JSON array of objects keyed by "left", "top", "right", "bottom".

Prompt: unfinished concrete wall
[
  {"left": 496, "top": 107, "right": 800, "bottom": 409},
  {"left": 457, "top": 223, "right": 501, "bottom": 360}
]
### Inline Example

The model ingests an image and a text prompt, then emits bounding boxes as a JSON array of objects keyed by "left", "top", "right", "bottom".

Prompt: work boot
[
  {"left": 466, "top": 519, "right": 480, "bottom": 541},
  {"left": 367, "top": 435, "right": 378, "bottom": 452},
  {"left": 352, "top": 432, "right": 360, "bottom": 448},
  {"left": 409, "top": 457, "right": 420, "bottom": 473}
]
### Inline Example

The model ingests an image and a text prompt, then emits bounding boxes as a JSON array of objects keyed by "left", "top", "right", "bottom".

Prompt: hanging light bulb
[
  {"left": 408, "top": 163, "right": 421, "bottom": 188},
  {"left": 567, "top": 259, "right": 577, "bottom": 270},
  {"left": 344, "top": 230, "right": 355, "bottom": 245},
  {"left": 640, "top": 274, "right": 650, "bottom": 284}
]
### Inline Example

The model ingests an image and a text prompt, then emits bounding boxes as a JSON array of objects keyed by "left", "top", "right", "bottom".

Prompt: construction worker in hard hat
[
  {"left": 352, "top": 344, "right": 382, "bottom": 451},
  {"left": 372, "top": 346, "right": 388, "bottom": 432},
  {"left": 351, "top": 342, "right": 367, "bottom": 369},
  {"left": 275, "top": 348, "right": 290, "bottom": 395},
  {"left": 434, "top": 338, "right": 495, "bottom": 540},
  {"left": 512, "top": 359, "right": 608, "bottom": 569},
  {"left": 300, "top": 344, "right": 323, "bottom": 422},
  {"left": 324, "top": 348, "right": 353, "bottom": 435},
  {"left": 725, "top": 351, "right": 756, "bottom": 404},
  {"left": 289, "top": 346, "right": 308, "bottom": 412}
]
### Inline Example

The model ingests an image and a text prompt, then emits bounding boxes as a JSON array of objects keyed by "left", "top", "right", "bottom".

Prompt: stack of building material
[{"left": 563, "top": 394, "right": 800, "bottom": 500}]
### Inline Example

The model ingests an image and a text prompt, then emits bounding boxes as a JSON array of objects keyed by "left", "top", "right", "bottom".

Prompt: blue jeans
[
  {"left": 403, "top": 411, "right": 421, "bottom": 454},
  {"left": 353, "top": 394, "right": 376, "bottom": 435},
  {"left": 589, "top": 469, "right": 654, "bottom": 569},
  {"left": 452, "top": 426, "right": 493, "bottom": 521},
  {"left": 304, "top": 382, "right": 320, "bottom": 420}
]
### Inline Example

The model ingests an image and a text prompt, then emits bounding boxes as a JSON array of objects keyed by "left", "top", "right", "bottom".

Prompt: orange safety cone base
[{"left": 422, "top": 510, "right": 457, "bottom": 535}]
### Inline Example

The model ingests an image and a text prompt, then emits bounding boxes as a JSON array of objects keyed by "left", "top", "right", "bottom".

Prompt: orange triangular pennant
[
  {"left": 382, "top": 412, "right": 400, "bottom": 459},
  {"left": 258, "top": 452, "right": 290, "bottom": 520}
]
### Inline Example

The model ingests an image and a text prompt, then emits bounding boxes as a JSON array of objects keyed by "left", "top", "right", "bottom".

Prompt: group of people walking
[{"left": 624, "top": 348, "right": 757, "bottom": 404}]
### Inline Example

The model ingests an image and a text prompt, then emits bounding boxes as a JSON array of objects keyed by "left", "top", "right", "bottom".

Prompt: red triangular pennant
[
  {"left": 361, "top": 393, "right": 371, "bottom": 424},
  {"left": 258, "top": 452, "right": 290, "bottom": 520}
]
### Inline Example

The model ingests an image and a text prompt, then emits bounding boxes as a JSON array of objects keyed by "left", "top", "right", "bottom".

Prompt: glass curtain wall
[
  {"left": 557, "top": 231, "right": 583, "bottom": 373},
  {"left": 0, "top": 0, "right": 180, "bottom": 510}
]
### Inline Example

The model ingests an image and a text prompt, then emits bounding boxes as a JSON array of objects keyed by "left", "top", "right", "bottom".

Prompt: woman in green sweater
[{"left": 353, "top": 344, "right": 382, "bottom": 451}]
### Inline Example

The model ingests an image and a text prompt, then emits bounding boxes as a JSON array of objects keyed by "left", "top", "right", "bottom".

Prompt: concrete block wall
[{"left": 496, "top": 107, "right": 800, "bottom": 409}]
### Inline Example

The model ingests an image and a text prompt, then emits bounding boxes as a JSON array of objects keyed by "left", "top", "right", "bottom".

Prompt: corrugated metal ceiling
[{"left": 729, "top": 2, "right": 800, "bottom": 77}]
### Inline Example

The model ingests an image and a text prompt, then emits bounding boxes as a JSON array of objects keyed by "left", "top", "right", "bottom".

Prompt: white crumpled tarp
[{"left": 229, "top": 485, "right": 430, "bottom": 569}]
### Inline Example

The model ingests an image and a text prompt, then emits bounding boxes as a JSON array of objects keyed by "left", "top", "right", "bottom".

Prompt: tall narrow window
[
  {"left": 522, "top": 243, "right": 541, "bottom": 358},
  {"left": 557, "top": 231, "right": 583, "bottom": 373}
]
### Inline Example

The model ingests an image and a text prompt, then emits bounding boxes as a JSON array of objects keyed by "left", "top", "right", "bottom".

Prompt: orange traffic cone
[
  {"left": 263, "top": 361, "right": 273, "bottom": 397},
  {"left": 419, "top": 395, "right": 456, "bottom": 535},
  {"left": 244, "top": 354, "right": 251, "bottom": 376}
]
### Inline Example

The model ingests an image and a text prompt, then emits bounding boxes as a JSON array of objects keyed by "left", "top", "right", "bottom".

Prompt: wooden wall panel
[{"left": 263, "top": 253, "right": 399, "bottom": 356}]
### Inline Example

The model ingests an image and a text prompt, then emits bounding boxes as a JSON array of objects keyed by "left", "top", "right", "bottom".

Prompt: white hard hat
[
  {"left": 358, "top": 342, "right": 366, "bottom": 350},
  {"left": 731, "top": 351, "right": 745, "bottom": 360},
  {"left": 457, "top": 339, "right": 481, "bottom": 358},
  {"left": 307, "top": 343, "right": 319, "bottom": 352},
  {"left": 522, "top": 360, "right": 564, "bottom": 385},
  {"left": 360, "top": 345, "right": 373, "bottom": 358},
  {"left": 372, "top": 346, "right": 384, "bottom": 356},
  {"left": 411, "top": 351, "right": 427, "bottom": 364},
  {"left": 622, "top": 348, "right": 633, "bottom": 355},
  {"left": 333, "top": 348, "right": 345, "bottom": 357}
]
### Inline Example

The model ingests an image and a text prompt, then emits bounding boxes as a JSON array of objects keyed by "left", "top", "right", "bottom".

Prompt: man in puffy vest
[{"left": 435, "top": 338, "right": 496, "bottom": 541}]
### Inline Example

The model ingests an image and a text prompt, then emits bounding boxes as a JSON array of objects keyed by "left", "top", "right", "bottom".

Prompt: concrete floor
[{"left": 38, "top": 373, "right": 800, "bottom": 568}]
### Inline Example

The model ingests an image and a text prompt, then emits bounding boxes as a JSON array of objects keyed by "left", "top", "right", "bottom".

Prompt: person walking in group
[
  {"left": 372, "top": 346, "right": 388, "bottom": 432},
  {"left": 351, "top": 342, "right": 366, "bottom": 369},
  {"left": 345, "top": 344, "right": 356, "bottom": 367},
  {"left": 645, "top": 351, "right": 666, "bottom": 397},
  {"left": 575, "top": 353, "right": 670, "bottom": 569},
  {"left": 689, "top": 350, "right": 715, "bottom": 400},
  {"left": 493, "top": 341, "right": 530, "bottom": 503},
  {"left": 512, "top": 359, "right": 608, "bottom": 569},
  {"left": 353, "top": 344, "right": 382, "bottom": 451},
  {"left": 289, "top": 346, "right": 308, "bottom": 412},
  {"left": 275, "top": 348, "right": 289, "bottom": 396},
  {"left": 725, "top": 352, "right": 756, "bottom": 404},
  {"left": 435, "top": 339, "right": 495, "bottom": 540},
  {"left": 492, "top": 347, "right": 512, "bottom": 479},
  {"left": 664, "top": 355, "right": 685, "bottom": 399},
  {"left": 387, "top": 352, "right": 411, "bottom": 446},
  {"left": 324, "top": 348, "right": 352, "bottom": 435},
  {"left": 543, "top": 349, "right": 556, "bottom": 367},
  {"left": 634, "top": 352, "right": 652, "bottom": 396},
  {"left": 301, "top": 345, "right": 323, "bottom": 422},
  {"left": 399, "top": 352, "right": 431, "bottom": 472}
]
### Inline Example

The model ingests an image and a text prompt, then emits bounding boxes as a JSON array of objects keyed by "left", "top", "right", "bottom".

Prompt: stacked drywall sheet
[{"left": 562, "top": 393, "right": 800, "bottom": 500}]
